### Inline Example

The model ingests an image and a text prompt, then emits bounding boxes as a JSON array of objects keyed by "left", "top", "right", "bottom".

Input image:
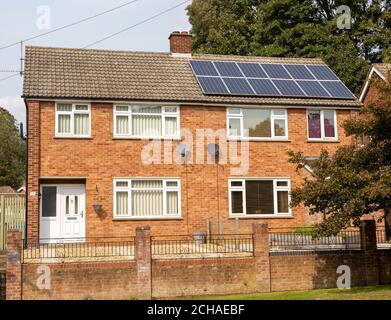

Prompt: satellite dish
[
  {"left": 207, "top": 143, "right": 220, "bottom": 157},
  {"left": 177, "top": 144, "right": 191, "bottom": 157}
]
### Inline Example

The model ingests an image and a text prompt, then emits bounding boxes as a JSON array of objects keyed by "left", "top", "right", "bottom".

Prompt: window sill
[
  {"left": 307, "top": 139, "right": 340, "bottom": 143},
  {"left": 113, "top": 216, "right": 183, "bottom": 221},
  {"left": 229, "top": 215, "right": 293, "bottom": 219},
  {"left": 54, "top": 136, "right": 93, "bottom": 140},
  {"left": 227, "top": 138, "right": 291, "bottom": 143},
  {"left": 113, "top": 137, "right": 181, "bottom": 141}
]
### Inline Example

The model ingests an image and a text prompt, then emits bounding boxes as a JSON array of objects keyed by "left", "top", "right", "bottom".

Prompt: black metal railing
[
  {"left": 22, "top": 237, "right": 135, "bottom": 262},
  {"left": 151, "top": 234, "right": 253, "bottom": 257},
  {"left": 269, "top": 228, "right": 361, "bottom": 251},
  {"left": 376, "top": 228, "right": 391, "bottom": 246}
]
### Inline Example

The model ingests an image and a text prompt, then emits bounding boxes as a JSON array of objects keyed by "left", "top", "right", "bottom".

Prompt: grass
[{"left": 190, "top": 285, "right": 391, "bottom": 300}]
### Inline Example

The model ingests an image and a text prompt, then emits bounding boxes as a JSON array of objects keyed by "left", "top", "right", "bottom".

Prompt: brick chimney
[{"left": 169, "top": 31, "right": 192, "bottom": 56}]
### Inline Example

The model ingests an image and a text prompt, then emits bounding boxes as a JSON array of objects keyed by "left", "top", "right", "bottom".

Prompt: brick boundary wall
[{"left": 5, "top": 221, "right": 391, "bottom": 300}]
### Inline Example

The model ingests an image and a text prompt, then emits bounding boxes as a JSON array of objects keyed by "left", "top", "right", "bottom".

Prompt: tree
[
  {"left": 288, "top": 74, "right": 391, "bottom": 236},
  {"left": 0, "top": 107, "right": 26, "bottom": 189},
  {"left": 186, "top": 0, "right": 391, "bottom": 95}
]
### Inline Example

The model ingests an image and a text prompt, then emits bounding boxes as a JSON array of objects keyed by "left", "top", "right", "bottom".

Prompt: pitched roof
[
  {"left": 23, "top": 46, "right": 361, "bottom": 108},
  {"left": 372, "top": 63, "right": 391, "bottom": 80},
  {"left": 0, "top": 186, "right": 16, "bottom": 194}
]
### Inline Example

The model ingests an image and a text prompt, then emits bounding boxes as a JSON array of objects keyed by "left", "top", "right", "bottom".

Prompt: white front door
[
  {"left": 59, "top": 186, "right": 86, "bottom": 241},
  {"left": 40, "top": 184, "right": 86, "bottom": 243}
]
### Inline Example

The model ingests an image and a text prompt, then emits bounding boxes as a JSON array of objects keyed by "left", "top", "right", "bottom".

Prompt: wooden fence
[{"left": 0, "top": 194, "right": 26, "bottom": 250}]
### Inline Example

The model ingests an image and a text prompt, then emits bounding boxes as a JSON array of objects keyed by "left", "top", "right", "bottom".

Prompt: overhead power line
[
  {"left": 0, "top": 73, "right": 19, "bottom": 83},
  {"left": 0, "top": 0, "right": 140, "bottom": 51},
  {"left": 83, "top": 0, "right": 191, "bottom": 48}
]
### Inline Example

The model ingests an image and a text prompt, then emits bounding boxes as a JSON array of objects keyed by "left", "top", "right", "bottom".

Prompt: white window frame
[
  {"left": 307, "top": 109, "right": 338, "bottom": 141},
  {"left": 55, "top": 102, "right": 91, "bottom": 138},
  {"left": 227, "top": 108, "right": 288, "bottom": 140},
  {"left": 113, "top": 105, "right": 180, "bottom": 139},
  {"left": 113, "top": 178, "right": 181, "bottom": 219},
  {"left": 228, "top": 178, "right": 291, "bottom": 218}
]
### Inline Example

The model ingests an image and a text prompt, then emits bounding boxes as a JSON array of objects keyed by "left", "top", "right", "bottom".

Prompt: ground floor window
[
  {"left": 113, "top": 179, "right": 181, "bottom": 219},
  {"left": 229, "top": 178, "right": 291, "bottom": 217}
]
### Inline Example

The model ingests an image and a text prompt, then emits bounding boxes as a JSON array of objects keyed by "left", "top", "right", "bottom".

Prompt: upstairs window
[
  {"left": 227, "top": 108, "right": 288, "bottom": 139},
  {"left": 307, "top": 110, "right": 337, "bottom": 140},
  {"left": 229, "top": 179, "right": 291, "bottom": 217},
  {"left": 114, "top": 105, "right": 180, "bottom": 138},
  {"left": 55, "top": 103, "right": 91, "bottom": 137}
]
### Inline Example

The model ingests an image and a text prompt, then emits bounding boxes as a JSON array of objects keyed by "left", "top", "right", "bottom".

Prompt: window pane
[
  {"left": 75, "top": 105, "right": 88, "bottom": 111},
  {"left": 42, "top": 186, "right": 57, "bottom": 217},
  {"left": 231, "top": 191, "right": 243, "bottom": 214},
  {"left": 74, "top": 114, "right": 89, "bottom": 135},
  {"left": 132, "top": 106, "right": 161, "bottom": 113},
  {"left": 116, "top": 106, "right": 129, "bottom": 112},
  {"left": 165, "top": 117, "right": 178, "bottom": 136},
  {"left": 166, "top": 191, "right": 179, "bottom": 214},
  {"left": 116, "top": 181, "right": 128, "bottom": 187},
  {"left": 166, "top": 181, "right": 178, "bottom": 187},
  {"left": 228, "top": 108, "right": 241, "bottom": 115},
  {"left": 132, "top": 189, "right": 163, "bottom": 217},
  {"left": 323, "top": 111, "right": 335, "bottom": 138},
  {"left": 116, "top": 116, "right": 129, "bottom": 134},
  {"left": 243, "top": 109, "right": 271, "bottom": 138},
  {"left": 277, "top": 191, "right": 289, "bottom": 213},
  {"left": 245, "top": 181, "right": 274, "bottom": 214},
  {"left": 58, "top": 114, "right": 71, "bottom": 134},
  {"left": 229, "top": 118, "right": 241, "bottom": 136},
  {"left": 116, "top": 192, "right": 128, "bottom": 216},
  {"left": 274, "top": 119, "right": 286, "bottom": 137},
  {"left": 276, "top": 181, "right": 288, "bottom": 187},
  {"left": 132, "top": 180, "right": 163, "bottom": 188},
  {"left": 231, "top": 181, "right": 243, "bottom": 187},
  {"left": 164, "top": 107, "right": 178, "bottom": 113},
  {"left": 57, "top": 104, "right": 72, "bottom": 112},
  {"left": 132, "top": 115, "right": 162, "bottom": 136},
  {"left": 308, "top": 111, "right": 321, "bottom": 139},
  {"left": 273, "top": 110, "right": 286, "bottom": 116}
]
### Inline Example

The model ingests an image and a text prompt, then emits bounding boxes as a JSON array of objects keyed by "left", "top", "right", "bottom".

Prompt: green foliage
[
  {"left": 288, "top": 76, "right": 391, "bottom": 235},
  {"left": 187, "top": 0, "right": 391, "bottom": 95},
  {"left": 0, "top": 107, "right": 26, "bottom": 189}
]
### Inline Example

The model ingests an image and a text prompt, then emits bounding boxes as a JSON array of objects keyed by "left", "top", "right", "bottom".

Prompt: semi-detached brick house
[{"left": 22, "top": 31, "right": 362, "bottom": 244}]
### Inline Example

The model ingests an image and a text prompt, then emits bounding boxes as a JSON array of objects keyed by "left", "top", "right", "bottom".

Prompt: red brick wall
[
  {"left": 27, "top": 101, "right": 357, "bottom": 242},
  {"left": 22, "top": 261, "right": 137, "bottom": 300},
  {"left": 379, "top": 250, "right": 391, "bottom": 284}
]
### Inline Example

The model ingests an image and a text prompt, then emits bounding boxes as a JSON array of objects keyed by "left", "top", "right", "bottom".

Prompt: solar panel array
[{"left": 189, "top": 60, "right": 356, "bottom": 99}]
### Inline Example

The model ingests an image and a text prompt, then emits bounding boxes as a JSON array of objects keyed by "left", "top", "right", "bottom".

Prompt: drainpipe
[{"left": 23, "top": 98, "right": 28, "bottom": 246}]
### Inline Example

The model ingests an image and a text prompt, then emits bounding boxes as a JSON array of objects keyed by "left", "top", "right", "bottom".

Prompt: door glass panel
[
  {"left": 42, "top": 187, "right": 57, "bottom": 217},
  {"left": 66, "top": 196, "right": 69, "bottom": 215},
  {"left": 75, "top": 196, "right": 79, "bottom": 214}
]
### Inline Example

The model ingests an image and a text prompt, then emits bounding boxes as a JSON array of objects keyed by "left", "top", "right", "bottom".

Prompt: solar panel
[
  {"left": 285, "top": 65, "right": 315, "bottom": 80},
  {"left": 223, "top": 78, "right": 254, "bottom": 95},
  {"left": 248, "top": 79, "right": 280, "bottom": 95},
  {"left": 237, "top": 63, "right": 267, "bottom": 78},
  {"left": 306, "top": 65, "right": 339, "bottom": 80},
  {"left": 214, "top": 62, "right": 243, "bottom": 77},
  {"left": 261, "top": 64, "right": 291, "bottom": 79},
  {"left": 197, "top": 76, "right": 229, "bottom": 94},
  {"left": 189, "top": 60, "right": 356, "bottom": 99},
  {"left": 189, "top": 61, "right": 219, "bottom": 76},
  {"left": 272, "top": 80, "right": 304, "bottom": 96},
  {"left": 296, "top": 81, "right": 330, "bottom": 98},
  {"left": 320, "top": 81, "right": 356, "bottom": 98}
]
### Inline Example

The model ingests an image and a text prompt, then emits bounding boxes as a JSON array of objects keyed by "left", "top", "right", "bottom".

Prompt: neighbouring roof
[
  {"left": 359, "top": 63, "right": 391, "bottom": 102},
  {"left": 23, "top": 46, "right": 361, "bottom": 108},
  {"left": 0, "top": 186, "right": 16, "bottom": 194}
]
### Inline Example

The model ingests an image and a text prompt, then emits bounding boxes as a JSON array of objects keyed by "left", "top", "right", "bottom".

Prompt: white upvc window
[
  {"left": 113, "top": 105, "right": 180, "bottom": 139},
  {"left": 55, "top": 103, "right": 91, "bottom": 137},
  {"left": 113, "top": 178, "right": 181, "bottom": 219},
  {"left": 307, "top": 109, "right": 338, "bottom": 141},
  {"left": 227, "top": 108, "right": 288, "bottom": 140},
  {"left": 228, "top": 178, "right": 291, "bottom": 217}
]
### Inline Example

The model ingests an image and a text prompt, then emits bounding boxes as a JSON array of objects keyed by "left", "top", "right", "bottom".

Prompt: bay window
[
  {"left": 113, "top": 179, "right": 181, "bottom": 219},
  {"left": 307, "top": 110, "right": 337, "bottom": 140},
  {"left": 114, "top": 105, "right": 180, "bottom": 138},
  {"left": 55, "top": 103, "right": 91, "bottom": 137},
  {"left": 229, "top": 178, "right": 291, "bottom": 217},
  {"left": 227, "top": 108, "right": 288, "bottom": 139}
]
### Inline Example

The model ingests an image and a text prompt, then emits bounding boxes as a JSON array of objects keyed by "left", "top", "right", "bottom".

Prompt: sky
[{"left": 0, "top": 0, "right": 191, "bottom": 129}]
